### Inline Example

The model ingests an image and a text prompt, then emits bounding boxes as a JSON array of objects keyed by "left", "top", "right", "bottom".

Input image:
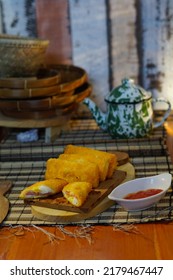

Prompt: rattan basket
[{"left": 0, "top": 34, "right": 49, "bottom": 78}]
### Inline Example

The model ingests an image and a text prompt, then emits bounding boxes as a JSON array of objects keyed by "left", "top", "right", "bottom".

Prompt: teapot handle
[{"left": 153, "top": 98, "right": 171, "bottom": 128}]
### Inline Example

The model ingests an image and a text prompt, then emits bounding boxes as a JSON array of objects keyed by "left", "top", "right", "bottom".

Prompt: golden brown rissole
[
  {"left": 19, "top": 178, "right": 68, "bottom": 199},
  {"left": 62, "top": 181, "right": 92, "bottom": 207},
  {"left": 58, "top": 153, "right": 109, "bottom": 182},
  {"left": 64, "top": 144, "right": 117, "bottom": 178},
  {"left": 45, "top": 158, "right": 100, "bottom": 188}
]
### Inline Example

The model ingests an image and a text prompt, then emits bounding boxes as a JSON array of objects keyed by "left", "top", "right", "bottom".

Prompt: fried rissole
[
  {"left": 64, "top": 144, "right": 117, "bottom": 178},
  {"left": 58, "top": 153, "right": 109, "bottom": 182},
  {"left": 62, "top": 181, "right": 92, "bottom": 207},
  {"left": 45, "top": 158, "right": 99, "bottom": 188},
  {"left": 19, "top": 178, "right": 68, "bottom": 199}
]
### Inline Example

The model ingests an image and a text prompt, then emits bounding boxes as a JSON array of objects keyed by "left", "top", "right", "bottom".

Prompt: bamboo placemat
[{"left": 0, "top": 119, "right": 173, "bottom": 225}]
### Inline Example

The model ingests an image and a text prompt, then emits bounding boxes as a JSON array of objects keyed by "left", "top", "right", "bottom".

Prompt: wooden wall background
[{"left": 0, "top": 0, "right": 173, "bottom": 113}]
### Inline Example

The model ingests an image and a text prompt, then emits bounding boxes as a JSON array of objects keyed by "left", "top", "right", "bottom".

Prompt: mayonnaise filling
[
  {"left": 39, "top": 185, "right": 53, "bottom": 194},
  {"left": 25, "top": 185, "right": 53, "bottom": 198},
  {"left": 68, "top": 196, "right": 78, "bottom": 206}
]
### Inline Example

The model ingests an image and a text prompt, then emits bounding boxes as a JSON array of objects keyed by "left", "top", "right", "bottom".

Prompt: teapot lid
[{"left": 105, "top": 78, "right": 151, "bottom": 104}]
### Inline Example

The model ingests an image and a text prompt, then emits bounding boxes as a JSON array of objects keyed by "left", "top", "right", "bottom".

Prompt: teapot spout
[{"left": 83, "top": 98, "right": 107, "bottom": 131}]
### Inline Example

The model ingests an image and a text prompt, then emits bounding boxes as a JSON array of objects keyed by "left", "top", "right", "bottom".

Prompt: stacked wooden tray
[{"left": 0, "top": 64, "right": 91, "bottom": 120}]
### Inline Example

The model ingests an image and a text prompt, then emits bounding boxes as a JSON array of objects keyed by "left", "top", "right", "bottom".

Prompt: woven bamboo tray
[
  {"left": 0, "top": 82, "right": 91, "bottom": 119},
  {"left": 0, "top": 68, "right": 61, "bottom": 90},
  {"left": 48, "top": 64, "right": 88, "bottom": 92},
  {"left": 0, "top": 64, "right": 88, "bottom": 100}
]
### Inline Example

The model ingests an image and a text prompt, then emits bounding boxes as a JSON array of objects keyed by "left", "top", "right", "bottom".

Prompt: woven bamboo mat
[{"left": 0, "top": 119, "right": 173, "bottom": 226}]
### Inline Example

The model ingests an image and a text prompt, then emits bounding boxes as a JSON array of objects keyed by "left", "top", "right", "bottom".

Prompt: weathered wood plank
[
  {"left": 0, "top": 0, "right": 37, "bottom": 37},
  {"left": 108, "top": 0, "right": 139, "bottom": 87},
  {"left": 0, "top": 0, "right": 173, "bottom": 112},
  {"left": 69, "top": 0, "right": 109, "bottom": 111},
  {"left": 141, "top": 0, "right": 173, "bottom": 108},
  {"left": 36, "top": 0, "right": 72, "bottom": 65}
]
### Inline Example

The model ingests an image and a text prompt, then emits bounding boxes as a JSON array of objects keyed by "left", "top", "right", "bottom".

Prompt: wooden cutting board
[
  {"left": 29, "top": 169, "right": 126, "bottom": 213},
  {"left": 30, "top": 151, "right": 129, "bottom": 213},
  {"left": 31, "top": 161, "right": 135, "bottom": 223},
  {"left": 114, "top": 151, "right": 129, "bottom": 166}
]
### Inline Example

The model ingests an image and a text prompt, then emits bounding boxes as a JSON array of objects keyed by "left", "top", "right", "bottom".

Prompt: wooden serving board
[
  {"left": 114, "top": 151, "right": 129, "bottom": 166},
  {"left": 29, "top": 151, "right": 129, "bottom": 213},
  {"left": 28, "top": 169, "right": 126, "bottom": 213},
  {"left": 31, "top": 162, "right": 135, "bottom": 223}
]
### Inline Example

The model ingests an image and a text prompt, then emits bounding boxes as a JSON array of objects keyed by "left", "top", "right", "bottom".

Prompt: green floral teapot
[{"left": 83, "top": 78, "right": 171, "bottom": 138}]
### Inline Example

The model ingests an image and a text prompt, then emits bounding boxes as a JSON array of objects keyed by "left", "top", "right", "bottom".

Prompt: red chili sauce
[{"left": 124, "top": 188, "right": 163, "bottom": 200}]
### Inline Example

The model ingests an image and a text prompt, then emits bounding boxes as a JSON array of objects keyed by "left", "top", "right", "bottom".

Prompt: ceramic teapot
[{"left": 83, "top": 78, "right": 171, "bottom": 138}]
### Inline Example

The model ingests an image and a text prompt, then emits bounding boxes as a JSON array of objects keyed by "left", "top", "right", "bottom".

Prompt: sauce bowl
[{"left": 108, "top": 173, "right": 172, "bottom": 211}]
